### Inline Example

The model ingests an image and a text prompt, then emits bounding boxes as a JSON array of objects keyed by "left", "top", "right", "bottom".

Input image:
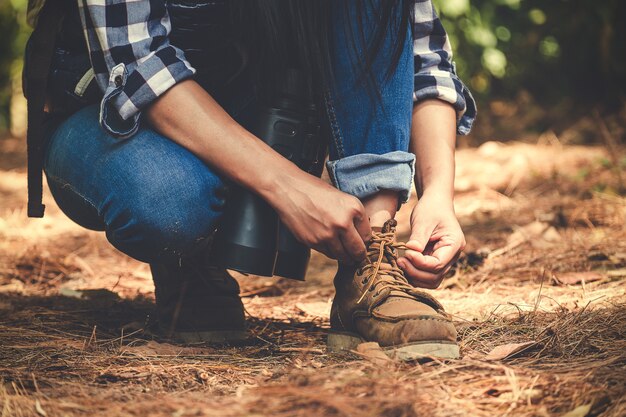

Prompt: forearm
[
  {"left": 145, "top": 79, "right": 302, "bottom": 201},
  {"left": 144, "top": 79, "right": 369, "bottom": 261},
  {"left": 410, "top": 99, "right": 457, "bottom": 204}
]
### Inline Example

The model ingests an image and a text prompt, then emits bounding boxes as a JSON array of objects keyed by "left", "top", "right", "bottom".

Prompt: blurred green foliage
[
  {"left": 0, "top": 0, "right": 28, "bottom": 132},
  {"left": 433, "top": 0, "right": 626, "bottom": 107},
  {"left": 0, "top": 0, "right": 625, "bottom": 132}
]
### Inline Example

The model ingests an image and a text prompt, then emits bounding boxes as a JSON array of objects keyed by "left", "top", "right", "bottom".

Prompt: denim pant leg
[
  {"left": 44, "top": 105, "right": 227, "bottom": 264},
  {"left": 325, "top": 1, "right": 415, "bottom": 203}
]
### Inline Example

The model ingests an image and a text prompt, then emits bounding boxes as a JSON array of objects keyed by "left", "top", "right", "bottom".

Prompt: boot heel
[{"left": 327, "top": 331, "right": 364, "bottom": 352}]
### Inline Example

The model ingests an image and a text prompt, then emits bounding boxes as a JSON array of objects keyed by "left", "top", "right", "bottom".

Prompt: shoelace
[{"left": 356, "top": 230, "right": 416, "bottom": 304}]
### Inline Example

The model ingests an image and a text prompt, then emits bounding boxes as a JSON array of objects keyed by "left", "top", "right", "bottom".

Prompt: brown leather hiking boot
[
  {"left": 328, "top": 219, "right": 459, "bottom": 360},
  {"left": 151, "top": 259, "right": 247, "bottom": 343}
]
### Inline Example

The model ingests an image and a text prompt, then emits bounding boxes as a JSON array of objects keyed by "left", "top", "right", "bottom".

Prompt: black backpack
[{"left": 23, "top": 0, "right": 65, "bottom": 218}]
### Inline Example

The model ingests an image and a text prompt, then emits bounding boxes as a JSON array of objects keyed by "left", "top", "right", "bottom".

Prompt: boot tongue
[
  {"left": 383, "top": 218, "right": 409, "bottom": 298},
  {"left": 375, "top": 263, "right": 412, "bottom": 299},
  {"left": 366, "top": 219, "right": 410, "bottom": 299},
  {"left": 367, "top": 219, "right": 398, "bottom": 262}
]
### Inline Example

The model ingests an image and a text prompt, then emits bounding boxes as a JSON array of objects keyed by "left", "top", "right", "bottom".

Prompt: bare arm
[
  {"left": 146, "top": 80, "right": 370, "bottom": 262},
  {"left": 77, "top": 0, "right": 370, "bottom": 261},
  {"left": 146, "top": 80, "right": 294, "bottom": 196},
  {"left": 410, "top": 100, "right": 457, "bottom": 202},
  {"left": 398, "top": 99, "right": 466, "bottom": 288}
]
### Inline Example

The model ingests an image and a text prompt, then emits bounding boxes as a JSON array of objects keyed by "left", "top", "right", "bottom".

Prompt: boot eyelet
[
  {"left": 369, "top": 287, "right": 375, "bottom": 292},
  {"left": 361, "top": 278, "right": 369, "bottom": 285}
]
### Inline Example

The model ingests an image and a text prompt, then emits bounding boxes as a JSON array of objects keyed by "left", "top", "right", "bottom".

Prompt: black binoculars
[{"left": 210, "top": 69, "right": 327, "bottom": 280}]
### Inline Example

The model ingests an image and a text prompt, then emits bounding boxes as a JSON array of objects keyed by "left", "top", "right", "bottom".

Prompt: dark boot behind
[{"left": 151, "top": 257, "right": 247, "bottom": 343}]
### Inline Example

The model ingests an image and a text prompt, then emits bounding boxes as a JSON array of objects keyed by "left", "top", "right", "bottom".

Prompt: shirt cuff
[
  {"left": 326, "top": 151, "right": 416, "bottom": 204},
  {"left": 413, "top": 65, "right": 477, "bottom": 136},
  {"left": 99, "top": 46, "right": 196, "bottom": 139}
]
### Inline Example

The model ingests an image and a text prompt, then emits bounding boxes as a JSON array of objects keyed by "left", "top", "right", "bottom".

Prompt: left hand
[{"left": 397, "top": 195, "right": 466, "bottom": 289}]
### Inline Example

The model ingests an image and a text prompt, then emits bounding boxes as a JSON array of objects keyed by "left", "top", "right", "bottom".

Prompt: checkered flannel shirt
[{"left": 78, "top": 0, "right": 476, "bottom": 138}]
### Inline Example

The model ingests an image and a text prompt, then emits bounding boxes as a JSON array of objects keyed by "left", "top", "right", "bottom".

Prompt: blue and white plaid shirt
[{"left": 78, "top": 0, "right": 476, "bottom": 138}]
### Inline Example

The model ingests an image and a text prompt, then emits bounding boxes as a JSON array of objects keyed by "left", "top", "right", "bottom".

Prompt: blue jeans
[{"left": 44, "top": 2, "right": 415, "bottom": 264}]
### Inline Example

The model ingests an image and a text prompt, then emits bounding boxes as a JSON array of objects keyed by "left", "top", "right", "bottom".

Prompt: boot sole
[
  {"left": 174, "top": 329, "right": 248, "bottom": 344},
  {"left": 327, "top": 331, "right": 460, "bottom": 361}
]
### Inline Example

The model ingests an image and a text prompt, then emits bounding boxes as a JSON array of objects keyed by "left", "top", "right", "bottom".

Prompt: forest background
[
  {"left": 0, "top": 2, "right": 625, "bottom": 416},
  {"left": 1, "top": 0, "right": 625, "bottom": 147}
]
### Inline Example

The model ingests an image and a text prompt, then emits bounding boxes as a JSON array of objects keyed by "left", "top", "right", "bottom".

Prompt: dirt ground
[{"left": 0, "top": 135, "right": 624, "bottom": 417}]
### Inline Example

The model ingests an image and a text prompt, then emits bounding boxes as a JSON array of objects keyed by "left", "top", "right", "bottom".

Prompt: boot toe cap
[{"left": 356, "top": 313, "right": 457, "bottom": 347}]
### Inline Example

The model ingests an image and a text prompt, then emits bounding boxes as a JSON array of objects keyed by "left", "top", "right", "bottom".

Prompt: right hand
[{"left": 269, "top": 172, "right": 371, "bottom": 263}]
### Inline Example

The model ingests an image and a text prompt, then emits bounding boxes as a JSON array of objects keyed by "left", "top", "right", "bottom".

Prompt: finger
[
  {"left": 404, "top": 244, "right": 460, "bottom": 274},
  {"left": 398, "top": 258, "right": 445, "bottom": 289},
  {"left": 399, "top": 247, "right": 460, "bottom": 288},
  {"left": 431, "top": 235, "right": 460, "bottom": 252},
  {"left": 447, "top": 250, "right": 462, "bottom": 268},
  {"left": 406, "top": 225, "right": 435, "bottom": 253},
  {"left": 313, "top": 243, "right": 334, "bottom": 260},
  {"left": 403, "top": 250, "right": 441, "bottom": 272},
  {"left": 326, "top": 235, "right": 351, "bottom": 263},
  {"left": 354, "top": 213, "right": 372, "bottom": 243},
  {"left": 429, "top": 244, "right": 462, "bottom": 268},
  {"left": 340, "top": 226, "right": 367, "bottom": 263}
]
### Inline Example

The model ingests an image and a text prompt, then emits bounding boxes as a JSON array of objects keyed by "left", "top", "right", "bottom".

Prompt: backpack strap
[{"left": 25, "top": 0, "right": 64, "bottom": 218}]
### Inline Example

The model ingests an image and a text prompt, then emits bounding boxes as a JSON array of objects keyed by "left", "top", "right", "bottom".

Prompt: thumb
[
  {"left": 354, "top": 211, "right": 372, "bottom": 243},
  {"left": 406, "top": 225, "right": 433, "bottom": 253}
]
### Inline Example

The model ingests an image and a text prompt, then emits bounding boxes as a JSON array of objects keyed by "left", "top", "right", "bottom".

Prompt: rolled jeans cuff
[{"left": 326, "top": 151, "right": 415, "bottom": 204}]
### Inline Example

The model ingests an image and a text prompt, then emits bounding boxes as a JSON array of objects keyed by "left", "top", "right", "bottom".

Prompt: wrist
[
  {"left": 254, "top": 159, "right": 304, "bottom": 209},
  {"left": 418, "top": 186, "right": 454, "bottom": 206}
]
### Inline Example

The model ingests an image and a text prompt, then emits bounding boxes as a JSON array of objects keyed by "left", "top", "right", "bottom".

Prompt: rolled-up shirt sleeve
[
  {"left": 78, "top": 0, "right": 196, "bottom": 138},
  {"left": 413, "top": 0, "right": 476, "bottom": 135}
]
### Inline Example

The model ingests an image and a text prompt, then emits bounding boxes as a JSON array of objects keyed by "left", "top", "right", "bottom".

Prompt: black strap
[{"left": 25, "top": 0, "right": 64, "bottom": 218}]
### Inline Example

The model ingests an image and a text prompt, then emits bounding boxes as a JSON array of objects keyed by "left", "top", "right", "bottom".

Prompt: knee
[{"left": 104, "top": 172, "right": 226, "bottom": 263}]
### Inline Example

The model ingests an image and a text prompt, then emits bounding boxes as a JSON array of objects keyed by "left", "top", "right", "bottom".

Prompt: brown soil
[{"left": 0, "top": 136, "right": 624, "bottom": 417}]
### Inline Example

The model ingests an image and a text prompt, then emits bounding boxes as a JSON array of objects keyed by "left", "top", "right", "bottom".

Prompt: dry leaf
[
  {"left": 537, "top": 226, "right": 562, "bottom": 245},
  {"left": 607, "top": 269, "right": 626, "bottom": 279},
  {"left": 561, "top": 404, "right": 592, "bottom": 417},
  {"left": 484, "top": 341, "right": 536, "bottom": 360},
  {"left": 355, "top": 342, "right": 392, "bottom": 365},
  {"left": 58, "top": 287, "right": 83, "bottom": 298},
  {"left": 496, "top": 388, "right": 543, "bottom": 403},
  {"left": 554, "top": 272, "right": 604, "bottom": 285},
  {"left": 59, "top": 287, "right": 120, "bottom": 301},
  {"left": 233, "top": 272, "right": 284, "bottom": 297},
  {"left": 0, "top": 279, "right": 25, "bottom": 294},
  {"left": 490, "top": 221, "right": 562, "bottom": 257},
  {"left": 310, "top": 360, "right": 323, "bottom": 369},
  {"left": 508, "top": 222, "right": 550, "bottom": 246},
  {"left": 295, "top": 301, "right": 331, "bottom": 318}
]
